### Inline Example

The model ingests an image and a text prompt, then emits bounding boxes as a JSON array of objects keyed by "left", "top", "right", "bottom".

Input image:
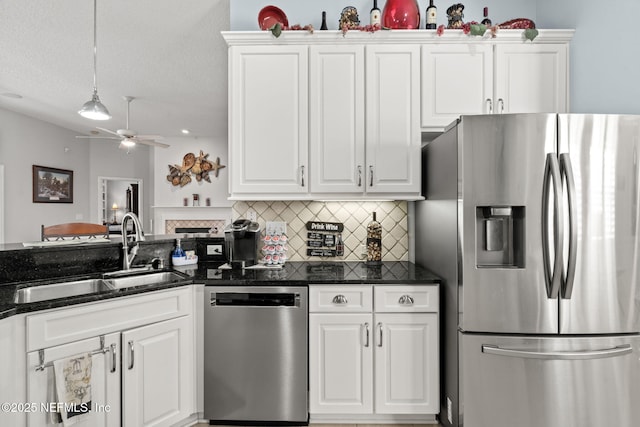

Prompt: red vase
[{"left": 382, "top": 0, "right": 420, "bottom": 29}]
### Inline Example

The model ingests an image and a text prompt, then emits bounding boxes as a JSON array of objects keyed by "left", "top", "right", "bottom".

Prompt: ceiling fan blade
[
  {"left": 135, "top": 134, "right": 164, "bottom": 140},
  {"left": 95, "top": 127, "right": 121, "bottom": 136},
  {"left": 75, "top": 135, "right": 120, "bottom": 140},
  {"left": 137, "top": 139, "right": 170, "bottom": 148}
]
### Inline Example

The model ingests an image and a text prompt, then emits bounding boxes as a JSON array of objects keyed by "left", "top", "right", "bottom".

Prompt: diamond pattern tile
[{"left": 232, "top": 201, "right": 408, "bottom": 261}]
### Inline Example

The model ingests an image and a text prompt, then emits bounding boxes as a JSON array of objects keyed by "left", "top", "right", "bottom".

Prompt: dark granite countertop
[
  {"left": 178, "top": 261, "right": 440, "bottom": 285},
  {"left": 0, "top": 262, "right": 439, "bottom": 320}
]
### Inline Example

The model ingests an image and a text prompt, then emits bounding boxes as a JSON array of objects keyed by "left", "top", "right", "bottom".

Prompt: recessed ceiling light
[
  {"left": 1, "top": 92, "right": 23, "bottom": 99},
  {"left": 181, "top": 129, "right": 190, "bottom": 135}
]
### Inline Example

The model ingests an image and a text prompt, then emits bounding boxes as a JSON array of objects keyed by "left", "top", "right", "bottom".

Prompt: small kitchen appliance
[{"left": 224, "top": 219, "right": 260, "bottom": 269}]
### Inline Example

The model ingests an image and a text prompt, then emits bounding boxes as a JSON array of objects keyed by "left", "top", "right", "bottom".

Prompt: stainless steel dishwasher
[{"left": 204, "top": 285, "right": 308, "bottom": 424}]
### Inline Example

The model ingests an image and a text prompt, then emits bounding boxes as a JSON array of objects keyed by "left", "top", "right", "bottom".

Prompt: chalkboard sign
[
  {"left": 306, "top": 221, "right": 344, "bottom": 232},
  {"left": 306, "top": 221, "right": 344, "bottom": 258}
]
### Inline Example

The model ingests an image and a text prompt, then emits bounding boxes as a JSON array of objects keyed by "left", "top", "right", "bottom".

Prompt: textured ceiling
[{"left": 0, "top": 0, "right": 230, "bottom": 140}]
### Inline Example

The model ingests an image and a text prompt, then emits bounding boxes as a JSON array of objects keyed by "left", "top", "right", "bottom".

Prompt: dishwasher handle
[{"left": 211, "top": 292, "right": 301, "bottom": 307}]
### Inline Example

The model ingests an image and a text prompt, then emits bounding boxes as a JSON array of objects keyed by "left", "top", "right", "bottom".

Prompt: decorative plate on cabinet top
[{"left": 258, "top": 5, "right": 289, "bottom": 30}]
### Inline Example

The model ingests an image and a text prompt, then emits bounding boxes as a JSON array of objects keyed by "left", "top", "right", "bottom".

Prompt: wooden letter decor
[{"left": 166, "top": 150, "right": 226, "bottom": 187}]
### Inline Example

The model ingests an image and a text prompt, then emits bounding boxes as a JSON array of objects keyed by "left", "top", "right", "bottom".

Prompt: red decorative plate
[{"left": 258, "top": 5, "right": 289, "bottom": 30}]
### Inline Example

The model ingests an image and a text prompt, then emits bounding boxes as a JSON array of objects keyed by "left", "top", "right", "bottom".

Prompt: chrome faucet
[{"left": 122, "top": 212, "right": 145, "bottom": 270}]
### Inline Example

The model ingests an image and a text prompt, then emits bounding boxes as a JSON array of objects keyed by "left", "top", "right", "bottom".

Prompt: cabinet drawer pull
[
  {"left": 128, "top": 340, "right": 135, "bottom": 370},
  {"left": 369, "top": 165, "right": 374, "bottom": 187},
  {"left": 357, "top": 165, "right": 362, "bottom": 187},
  {"left": 377, "top": 322, "right": 383, "bottom": 347},
  {"left": 486, "top": 98, "right": 493, "bottom": 114},
  {"left": 332, "top": 294, "right": 348, "bottom": 305},
  {"left": 364, "top": 322, "right": 370, "bottom": 347},
  {"left": 498, "top": 98, "right": 504, "bottom": 114},
  {"left": 110, "top": 343, "right": 117, "bottom": 373},
  {"left": 398, "top": 294, "right": 415, "bottom": 305},
  {"left": 301, "top": 165, "right": 305, "bottom": 187}
]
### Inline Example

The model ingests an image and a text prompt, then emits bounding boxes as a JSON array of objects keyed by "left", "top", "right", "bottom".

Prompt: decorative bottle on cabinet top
[
  {"left": 382, "top": 0, "right": 420, "bottom": 29},
  {"left": 320, "top": 11, "right": 328, "bottom": 30},
  {"left": 370, "top": 0, "right": 381, "bottom": 26},
  {"left": 426, "top": 0, "right": 437, "bottom": 29},
  {"left": 481, "top": 7, "right": 492, "bottom": 26}
]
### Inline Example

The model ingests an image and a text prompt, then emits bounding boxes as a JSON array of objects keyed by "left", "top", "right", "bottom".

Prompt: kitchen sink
[
  {"left": 103, "top": 271, "right": 188, "bottom": 289},
  {"left": 13, "top": 271, "right": 189, "bottom": 305},
  {"left": 14, "top": 279, "right": 113, "bottom": 304}
]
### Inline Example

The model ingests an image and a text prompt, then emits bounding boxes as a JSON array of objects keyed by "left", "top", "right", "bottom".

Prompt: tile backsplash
[{"left": 232, "top": 201, "right": 408, "bottom": 262}]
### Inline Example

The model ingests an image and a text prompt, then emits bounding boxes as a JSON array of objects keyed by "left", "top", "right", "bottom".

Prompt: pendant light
[{"left": 78, "top": 0, "right": 111, "bottom": 120}]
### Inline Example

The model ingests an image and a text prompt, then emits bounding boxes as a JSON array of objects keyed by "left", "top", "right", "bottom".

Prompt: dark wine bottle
[
  {"left": 481, "top": 7, "right": 492, "bottom": 26},
  {"left": 426, "top": 0, "right": 437, "bottom": 29},
  {"left": 370, "top": 0, "right": 381, "bottom": 26},
  {"left": 320, "top": 11, "right": 328, "bottom": 30}
]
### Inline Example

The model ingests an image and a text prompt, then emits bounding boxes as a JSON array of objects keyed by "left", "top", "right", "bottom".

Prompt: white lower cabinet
[
  {"left": 26, "top": 334, "right": 121, "bottom": 427},
  {"left": 309, "top": 313, "right": 373, "bottom": 414},
  {"left": 309, "top": 284, "right": 439, "bottom": 421},
  {"left": 24, "top": 287, "right": 195, "bottom": 427},
  {"left": 122, "top": 316, "right": 193, "bottom": 427},
  {"left": 374, "top": 313, "right": 438, "bottom": 414}
]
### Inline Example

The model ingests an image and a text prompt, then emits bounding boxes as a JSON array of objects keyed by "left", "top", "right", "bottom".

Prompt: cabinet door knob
[
  {"left": 128, "top": 340, "right": 135, "bottom": 370},
  {"left": 398, "top": 294, "right": 415, "bottom": 305},
  {"left": 332, "top": 294, "right": 348, "bottom": 305},
  {"left": 363, "top": 322, "right": 370, "bottom": 347}
]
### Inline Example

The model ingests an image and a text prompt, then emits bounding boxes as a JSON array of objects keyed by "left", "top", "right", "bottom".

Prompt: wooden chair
[{"left": 41, "top": 222, "right": 109, "bottom": 241}]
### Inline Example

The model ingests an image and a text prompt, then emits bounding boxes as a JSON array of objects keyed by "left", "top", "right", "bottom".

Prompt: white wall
[
  {"left": 0, "top": 108, "right": 91, "bottom": 243},
  {"left": 231, "top": 0, "right": 536, "bottom": 30},
  {"left": 536, "top": 0, "right": 640, "bottom": 115},
  {"left": 0, "top": 164, "right": 4, "bottom": 244},
  {"left": 152, "top": 136, "right": 232, "bottom": 233},
  {"left": 0, "top": 107, "right": 154, "bottom": 243},
  {"left": 89, "top": 140, "right": 152, "bottom": 229}
]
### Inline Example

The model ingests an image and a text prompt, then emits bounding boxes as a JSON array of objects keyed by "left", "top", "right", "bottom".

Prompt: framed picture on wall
[{"left": 32, "top": 165, "right": 74, "bottom": 203}]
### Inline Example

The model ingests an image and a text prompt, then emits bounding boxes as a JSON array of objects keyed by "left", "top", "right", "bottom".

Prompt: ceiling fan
[{"left": 76, "top": 96, "right": 169, "bottom": 150}]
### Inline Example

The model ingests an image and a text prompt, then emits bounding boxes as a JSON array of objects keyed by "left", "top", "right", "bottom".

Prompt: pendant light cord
[{"left": 92, "top": 0, "right": 98, "bottom": 94}]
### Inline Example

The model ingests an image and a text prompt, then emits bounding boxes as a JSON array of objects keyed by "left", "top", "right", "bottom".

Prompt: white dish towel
[{"left": 52, "top": 353, "right": 93, "bottom": 426}]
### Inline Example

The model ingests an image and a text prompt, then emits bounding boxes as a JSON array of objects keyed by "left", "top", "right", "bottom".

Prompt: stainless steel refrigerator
[{"left": 415, "top": 114, "right": 640, "bottom": 427}]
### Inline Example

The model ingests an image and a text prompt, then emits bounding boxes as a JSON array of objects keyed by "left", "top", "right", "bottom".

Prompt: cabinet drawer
[
  {"left": 374, "top": 285, "right": 438, "bottom": 313},
  {"left": 26, "top": 287, "right": 193, "bottom": 352},
  {"left": 309, "top": 285, "right": 373, "bottom": 313}
]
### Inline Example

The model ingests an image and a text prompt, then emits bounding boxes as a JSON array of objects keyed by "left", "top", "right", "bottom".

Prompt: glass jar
[{"left": 382, "top": 0, "right": 420, "bottom": 29}]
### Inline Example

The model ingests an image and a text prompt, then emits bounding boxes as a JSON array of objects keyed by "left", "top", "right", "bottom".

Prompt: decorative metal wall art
[{"left": 167, "top": 150, "right": 225, "bottom": 187}]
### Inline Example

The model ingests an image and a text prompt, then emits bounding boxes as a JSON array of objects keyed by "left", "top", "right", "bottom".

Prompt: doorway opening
[{"left": 98, "top": 177, "right": 143, "bottom": 226}]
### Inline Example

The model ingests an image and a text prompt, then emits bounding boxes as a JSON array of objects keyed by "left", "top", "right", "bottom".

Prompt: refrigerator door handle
[
  {"left": 542, "top": 153, "right": 564, "bottom": 299},
  {"left": 560, "top": 153, "right": 578, "bottom": 299},
  {"left": 482, "top": 344, "right": 632, "bottom": 360}
]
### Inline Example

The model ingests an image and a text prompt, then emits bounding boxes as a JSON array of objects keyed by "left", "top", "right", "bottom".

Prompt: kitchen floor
[{"left": 195, "top": 424, "right": 440, "bottom": 427}]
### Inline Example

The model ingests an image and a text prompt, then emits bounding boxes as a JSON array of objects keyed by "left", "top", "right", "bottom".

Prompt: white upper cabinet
[
  {"left": 421, "top": 32, "right": 572, "bottom": 131},
  {"left": 494, "top": 43, "right": 569, "bottom": 114},
  {"left": 309, "top": 45, "right": 366, "bottom": 194},
  {"left": 308, "top": 43, "right": 421, "bottom": 198},
  {"left": 223, "top": 30, "right": 573, "bottom": 200},
  {"left": 421, "top": 43, "right": 494, "bottom": 129},
  {"left": 228, "top": 45, "right": 309, "bottom": 197},
  {"left": 365, "top": 44, "right": 421, "bottom": 195}
]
